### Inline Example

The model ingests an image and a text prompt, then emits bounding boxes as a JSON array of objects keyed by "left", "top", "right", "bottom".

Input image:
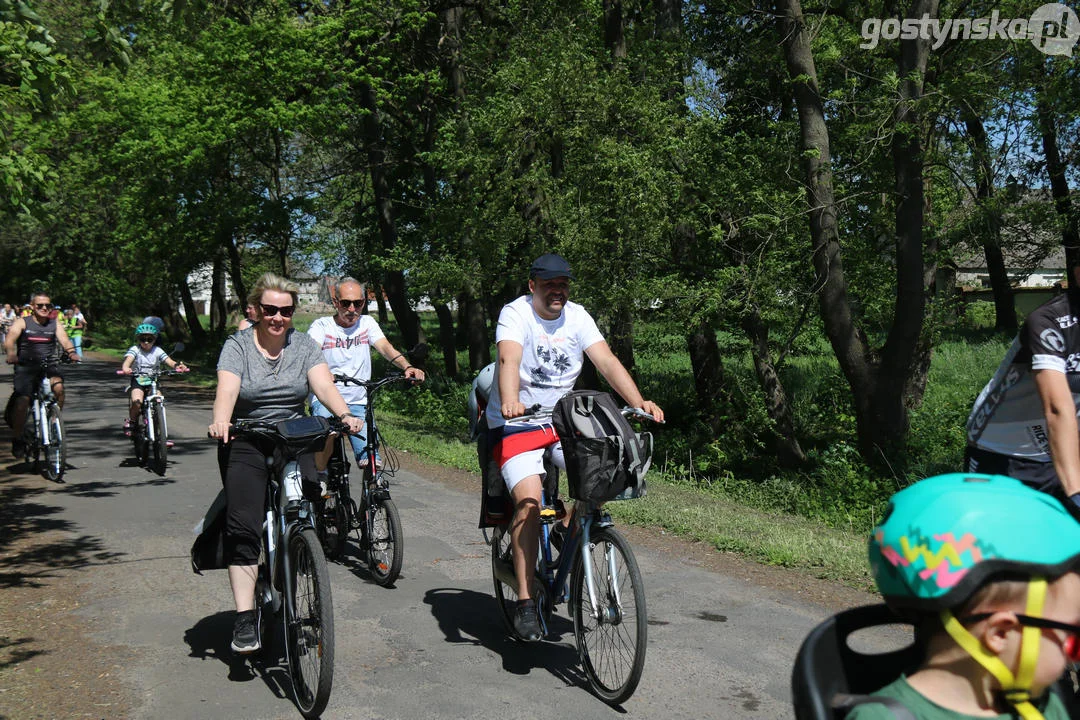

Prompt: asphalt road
[{"left": 1, "top": 356, "right": 883, "bottom": 719}]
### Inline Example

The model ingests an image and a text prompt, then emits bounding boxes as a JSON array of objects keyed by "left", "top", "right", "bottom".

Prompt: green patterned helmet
[
  {"left": 135, "top": 322, "right": 159, "bottom": 338},
  {"left": 869, "top": 472, "right": 1080, "bottom": 611}
]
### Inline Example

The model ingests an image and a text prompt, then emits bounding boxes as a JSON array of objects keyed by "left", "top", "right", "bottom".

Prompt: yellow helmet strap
[{"left": 940, "top": 577, "right": 1048, "bottom": 720}]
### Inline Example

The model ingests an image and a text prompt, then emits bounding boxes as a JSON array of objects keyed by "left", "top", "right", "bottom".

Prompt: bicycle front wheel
[
  {"left": 571, "top": 526, "right": 647, "bottom": 706},
  {"left": 152, "top": 403, "right": 168, "bottom": 475},
  {"left": 366, "top": 495, "right": 403, "bottom": 586},
  {"left": 42, "top": 404, "right": 65, "bottom": 482},
  {"left": 318, "top": 492, "right": 350, "bottom": 561},
  {"left": 286, "top": 527, "right": 334, "bottom": 719}
]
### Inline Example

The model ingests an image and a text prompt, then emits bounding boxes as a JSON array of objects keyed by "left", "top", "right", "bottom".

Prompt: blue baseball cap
[{"left": 529, "top": 253, "right": 574, "bottom": 280}]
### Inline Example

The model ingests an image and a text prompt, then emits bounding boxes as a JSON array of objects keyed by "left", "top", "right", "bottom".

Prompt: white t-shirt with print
[
  {"left": 485, "top": 295, "right": 605, "bottom": 428},
  {"left": 125, "top": 344, "right": 171, "bottom": 375},
  {"left": 306, "top": 315, "right": 386, "bottom": 404}
]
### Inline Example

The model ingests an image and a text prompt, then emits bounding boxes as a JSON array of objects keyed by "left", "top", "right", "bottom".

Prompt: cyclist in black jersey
[
  {"left": 966, "top": 277, "right": 1080, "bottom": 509},
  {"left": 3, "top": 291, "right": 80, "bottom": 456}
]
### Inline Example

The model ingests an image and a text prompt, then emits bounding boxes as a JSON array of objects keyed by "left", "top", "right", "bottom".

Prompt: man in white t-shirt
[
  {"left": 487, "top": 253, "right": 664, "bottom": 641},
  {"left": 307, "top": 278, "right": 425, "bottom": 465}
]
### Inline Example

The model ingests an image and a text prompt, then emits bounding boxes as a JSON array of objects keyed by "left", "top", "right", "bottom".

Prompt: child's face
[{"left": 1013, "top": 572, "right": 1080, "bottom": 695}]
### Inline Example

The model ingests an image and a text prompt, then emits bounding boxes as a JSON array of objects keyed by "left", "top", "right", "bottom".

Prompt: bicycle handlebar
[
  {"left": 332, "top": 372, "right": 416, "bottom": 392},
  {"left": 207, "top": 416, "right": 350, "bottom": 440},
  {"left": 504, "top": 404, "right": 659, "bottom": 424},
  {"left": 116, "top": 368, "right": 189, "bottom": 377}
]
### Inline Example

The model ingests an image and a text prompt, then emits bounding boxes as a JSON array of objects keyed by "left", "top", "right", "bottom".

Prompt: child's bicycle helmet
[
  {"left": 135, "top": 322, "right": 159, "bottom": 338},
  {"left": 869, "top": 472, "right": 1080, "bottom": 720}
]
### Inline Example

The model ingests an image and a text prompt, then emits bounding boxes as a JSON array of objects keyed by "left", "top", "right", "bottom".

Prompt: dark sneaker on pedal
[
  {"left": 513, "top": 600, "right": 542, "bottom": 642},
  {"left": 231, "top": 610, "right": 260, "bottom": 654}
]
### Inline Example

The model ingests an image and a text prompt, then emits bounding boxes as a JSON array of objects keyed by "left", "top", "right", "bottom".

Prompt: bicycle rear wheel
[
  {"left": 285, "top": 527, "right": 334, "bottom": 719},
  {"left": 571, "top": 526, "right": 647, "bottom": 706},
  {"left": 365, "top": 493, "right": 403, "bottom": 586},
  {"left": 42, "top": 404, "right": 65, "bottom": 482},
  {"left": 152, "top": 403, "right": 168, "bottom": 475}
]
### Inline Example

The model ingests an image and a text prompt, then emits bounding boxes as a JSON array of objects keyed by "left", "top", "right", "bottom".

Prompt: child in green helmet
[
  {"left": 849, "top": 473, "right": 1080, "bottom": 720},
  {"left": 120, "top": 323, "right": 187, "bottom": 437}
]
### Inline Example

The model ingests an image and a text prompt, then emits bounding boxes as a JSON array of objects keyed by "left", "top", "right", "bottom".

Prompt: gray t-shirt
[{"left": 217, "top": 327, "right": 326, "bottom": 421}]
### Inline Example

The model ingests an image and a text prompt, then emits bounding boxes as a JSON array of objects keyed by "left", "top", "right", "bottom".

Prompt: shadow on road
[
  {"left": 184, "top": 610, "right": 293, "bottom": 698},
  {"left": 0, "top": 473, "right": 126, "bottom": 589},
  {"left": 423, "top": 587, "right": 588, "bottom": 689}
]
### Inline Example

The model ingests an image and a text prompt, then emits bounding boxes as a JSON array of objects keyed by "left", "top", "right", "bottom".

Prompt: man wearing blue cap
[{"left": 485, "top": 252, "right": 664, "bottom": 641}]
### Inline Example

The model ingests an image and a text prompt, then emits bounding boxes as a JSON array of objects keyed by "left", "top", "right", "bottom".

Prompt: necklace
[{"left": 253, "top": 331, "right": 285, "bottom": 377}]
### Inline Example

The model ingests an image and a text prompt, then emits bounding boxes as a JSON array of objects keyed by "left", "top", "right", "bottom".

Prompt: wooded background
[{"left": 1, "top": 0, "right": 1077, "bottom": 474}]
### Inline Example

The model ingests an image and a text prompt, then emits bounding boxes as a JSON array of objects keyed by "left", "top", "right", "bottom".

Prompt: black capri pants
[{"left": 218, "top": 436, "right": 317, "bottom": 565}]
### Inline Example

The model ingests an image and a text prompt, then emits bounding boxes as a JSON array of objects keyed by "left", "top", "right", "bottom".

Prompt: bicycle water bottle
[{"left": 283, "top": 460, "right": 303, "bottom": 504}]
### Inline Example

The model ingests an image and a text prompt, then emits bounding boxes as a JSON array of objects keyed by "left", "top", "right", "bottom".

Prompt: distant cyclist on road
[
  {"left": 3, "top": 292, "right": 80, "bottom": 456},
  {"left": 486, "top": 253, "right": 663, "bottom": 641},
  {"left": 119, "top": 323, "right": 188, "bottom": 438},
  {"left": 0, "top": 303, "right": 16, "bottom": 348},
  {"left": 966, "top": 268, "right": 1080, "bottom": 510},
  {"left": 306, "top": 277, "right": 424, "bottom": 478}
]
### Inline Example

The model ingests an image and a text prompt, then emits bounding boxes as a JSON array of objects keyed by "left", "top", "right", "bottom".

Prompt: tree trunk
[
  {"left": 608, "top": 305, "right": 635, "bottom": 375},
  {"left": 871, "top": 0, "right": 938, "bottom": 456},
  {"left": 1035, "top": 67, "right": 1080, "bottom": 273},
  {"left": 687, "top": 318, "right": 726, "bottom": 436},
  {"left": 741, "top": 304, "right": 806, "bottom": 467},
  {"left": 602, "top": 0, "right": 627, "bottom": 59},
  {"left": 434, "top": 301, "right": 459, "bottom": 377},
  {"left": 358, "top": 80, "right": 425, "bottom": 348},
  {"left": 374, "top": 281, "right": 389, "bottom": 325},
  {"left": 777, "top": 0, "right": 938, "bottom": 465},
  {"left": 177, "top": 280, "right": 208, "bottom": 346},
  {"left": 961, "top": 106, "right": 1014, "bottom": 333},
  {"left": 210, "top": 251, "right": 228, "bottom": 335},
  {"left": 775, "top": 0, "right": 874, "bottom": 416},
  {"left": 462, "top": 289, "right": 490, "bottom": 373},
  {"left": 224, "top": 234, "right": 246, "bottom": 309}
]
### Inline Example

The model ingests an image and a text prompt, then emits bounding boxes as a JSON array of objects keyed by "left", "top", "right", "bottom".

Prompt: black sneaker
[
  {"left": 513, "top": 600, "right": 542, "bottom": 642},
  {"left": 231, "top": 610, "right": 260, "bottom": 654}
]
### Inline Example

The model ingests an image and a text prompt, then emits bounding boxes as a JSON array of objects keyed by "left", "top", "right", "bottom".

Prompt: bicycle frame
[
  {"left": 30, "top": 374, "right": 57, "bottom": 445},
  {"left": 136, "top": 375, "right": 165, "bottom": 445}
]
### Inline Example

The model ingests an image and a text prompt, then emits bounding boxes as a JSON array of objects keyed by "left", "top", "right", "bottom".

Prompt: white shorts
[{"left": 501, "top": 442, "right": 565, "bottom": 494}]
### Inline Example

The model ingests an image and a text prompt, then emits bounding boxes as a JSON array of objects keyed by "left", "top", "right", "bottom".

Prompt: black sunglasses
[
  {"left": 138, "top": 335, "right": 156, "bottom": 342},
  {"left": 337, "top": 299, "right": 363, "bottom": 309},
  {"left": 33, "top": 303, "right": 51, "bottom": 309},
  {"left": 961, "top": 612, "right": 1080, "bottom": 661},
  {"left": 260, "top": 303, "right": 296, "bottom": 318}
]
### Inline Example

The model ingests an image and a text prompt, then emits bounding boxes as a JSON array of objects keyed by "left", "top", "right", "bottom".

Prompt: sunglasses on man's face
[
  {"left": 34, "top": 303, "right": 50, "bottom": 309},
  {"left": 260, "top": 303, "right": 296, "bottom": 318},
  {"left": 961, "top": 612, "right": 1080, "bottom": 662},
  {"left": 139, "top": 335, "right": 156, "bottom": 343},
  {"left": 337, "top": 299, "right": 363, "bottom": 309}
]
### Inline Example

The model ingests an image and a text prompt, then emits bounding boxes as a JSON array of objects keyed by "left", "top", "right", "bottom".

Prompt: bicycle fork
[{"left": 578, "top": 518, "right": 624, "bottom": 626}]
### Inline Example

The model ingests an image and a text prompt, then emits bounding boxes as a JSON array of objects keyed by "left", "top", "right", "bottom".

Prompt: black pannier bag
[
  {"left": 191, "top": 489, "right": 228, "bottom": 575},
  {"left": 552, "top": 390, "right": 653, "bottom": 502}
]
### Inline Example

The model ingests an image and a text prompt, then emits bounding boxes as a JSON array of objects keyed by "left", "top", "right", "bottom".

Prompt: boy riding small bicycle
[{"left": 120, "top": 323, "right": 187, "bottom": 438}]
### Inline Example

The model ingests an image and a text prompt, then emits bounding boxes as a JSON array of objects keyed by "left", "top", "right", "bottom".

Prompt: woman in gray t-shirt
[{"left": 208, "top": 273, "right": 363, "bottom": 655}]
